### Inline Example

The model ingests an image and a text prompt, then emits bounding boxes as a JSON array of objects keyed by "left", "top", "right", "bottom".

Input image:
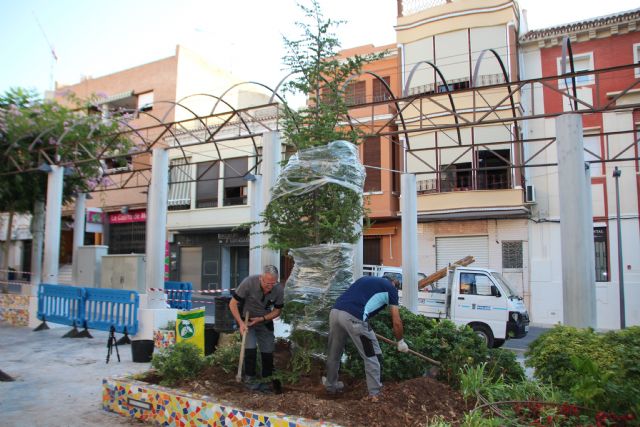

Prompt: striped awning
[{"left": 168, "top": 160, "right": 191, "bottom": 206}]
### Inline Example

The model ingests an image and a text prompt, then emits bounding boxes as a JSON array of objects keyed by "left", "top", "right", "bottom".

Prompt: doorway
[
  {"left": 179, "top": 246, "right": 203, "bottom": 291},
  {"left": 229, "top": 246, "right": 249, "bottom": 288}
]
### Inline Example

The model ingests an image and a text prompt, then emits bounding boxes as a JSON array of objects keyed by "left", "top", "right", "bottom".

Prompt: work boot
[
  {"left": 321, "top": 376, "right": 344, "bottom": 393},
  {"left": 243, "top": 375, "right": 261, "bottom": 391},
  {"left": 257, "top": 382, "right": 273, "bottom": 394}
]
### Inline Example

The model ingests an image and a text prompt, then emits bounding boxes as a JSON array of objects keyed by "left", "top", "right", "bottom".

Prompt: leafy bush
[
  {"left": 206, "top": 332, "right": 241, "bottom": 374},
  {"left": 526, "top": 325, "right": 640, "bottom": 415},
  {"left": 342, "top": 308, "right": 523, "bottom": 386},
  {"left": 151, "top": 342, "right": 206, "bottom": 386}
]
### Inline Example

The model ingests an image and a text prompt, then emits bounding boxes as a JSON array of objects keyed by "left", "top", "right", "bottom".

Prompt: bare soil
[{"left": 145, "top": 342, "right": 472, "bottom": 427}]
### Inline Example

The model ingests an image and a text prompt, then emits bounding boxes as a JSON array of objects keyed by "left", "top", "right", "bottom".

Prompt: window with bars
[
  {"left": 345, "top": 81, "right": 366, "bottom": 105},
  {"left": 373, "top": 76, "right": 391, "bottom": 102},
  {"left": 502, "top": 241, "right": 523, "bottom": 269}
]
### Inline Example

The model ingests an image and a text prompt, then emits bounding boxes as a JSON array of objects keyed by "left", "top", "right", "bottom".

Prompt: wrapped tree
[{"left": 262, "top": 1, "right": 381, "bottom": 355}]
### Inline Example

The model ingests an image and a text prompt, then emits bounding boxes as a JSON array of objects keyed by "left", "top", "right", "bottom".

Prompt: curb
[{"left": 102, "top": 376, "right": 342, "bottom": 427}]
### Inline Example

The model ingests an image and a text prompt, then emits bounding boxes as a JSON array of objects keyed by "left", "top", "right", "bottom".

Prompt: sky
[{"left": 0, "top": 0, "right": 638, "bottom": 98}]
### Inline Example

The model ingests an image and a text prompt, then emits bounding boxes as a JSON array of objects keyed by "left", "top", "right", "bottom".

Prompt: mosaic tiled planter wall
[
  {"left": 103, "top": 376, "right": 341, "bottom": 427},
  {"left": 0, "top": 294, "right": 29, "bottom": 326}
]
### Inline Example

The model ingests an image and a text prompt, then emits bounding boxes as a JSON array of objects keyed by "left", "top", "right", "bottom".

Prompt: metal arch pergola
[{"left": 2, "top": 39, "right": 640, "bottom": 192}]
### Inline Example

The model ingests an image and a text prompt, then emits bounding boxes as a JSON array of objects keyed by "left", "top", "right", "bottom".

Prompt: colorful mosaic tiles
[
  {"left": 0, "top": 294, "right": 29, "bottom": 326},
  {"left": 103, "top": 376, "right": 342, "bottom": 427},
  {"left": 154, "top": 329, "right": 176, "bottom": 349}
]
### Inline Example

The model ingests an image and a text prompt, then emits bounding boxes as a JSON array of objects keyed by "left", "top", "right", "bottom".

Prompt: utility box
[
  {"left": 74, "top": 245, "right": 108, "bottom": 287},
  {"left": 101, "top": 254, "right": 146, "bottom": 292}
]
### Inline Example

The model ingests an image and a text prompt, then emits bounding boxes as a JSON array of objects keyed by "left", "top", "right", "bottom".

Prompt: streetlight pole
[{"left": 613, "top": 166, "right": 625, "bottom": 329}]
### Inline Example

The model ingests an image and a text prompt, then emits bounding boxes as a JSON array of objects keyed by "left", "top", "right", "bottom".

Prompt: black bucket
[
  {"left": 205, "top": 324, "right": 219, "bottom": 355},
  {"left": 131, "top": 340, "right": 154, "bottom": 363},
  {"left": 214, "top": 296, "right": 236, "bottom": 332}
]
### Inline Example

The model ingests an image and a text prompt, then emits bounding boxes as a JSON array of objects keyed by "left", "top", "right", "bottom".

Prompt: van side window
[{"left": 459, "top": 273, "right": 493, "bottom": 296}]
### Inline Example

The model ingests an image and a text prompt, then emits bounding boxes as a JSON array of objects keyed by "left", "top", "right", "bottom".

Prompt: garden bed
[{"left": 116, "top": 339, "right": 471, "bottom": 427}]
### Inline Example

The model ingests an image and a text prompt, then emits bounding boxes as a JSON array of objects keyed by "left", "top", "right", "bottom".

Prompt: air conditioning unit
[{"left": 525, "top": 184, "right": 536, "bottom": 203}]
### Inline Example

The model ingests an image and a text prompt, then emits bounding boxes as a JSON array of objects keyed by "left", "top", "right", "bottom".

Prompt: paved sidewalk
[{"left": 0, "top": 323, "right": 151, "bottom": 427}]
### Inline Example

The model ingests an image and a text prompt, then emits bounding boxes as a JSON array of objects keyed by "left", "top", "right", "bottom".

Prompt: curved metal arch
[
  {"left": 403, "top": 60, "right": 462, "bottom": 145},
  {"left": 560, "top": 36, "right": 579, "bottom": 111},
  {"left": 133, "top": 109, "right": 191, "bottom": 166},
  {"left": 269, "top": 71, "right": 297, "bottom": 104},
  {"left": 211, "top": 80, "right": 300, "bottom": 134},
  {"left": 154, "top": 98, "right": 224, "bottom": 159},
  {"left": 472, "top": 48, "right": 520, "bottom": 141},
  {"left": 340, "top": 71, "right": 411, "bottom": 149},
  {"left": 167, "top": 95, "right": 258, "bottom": 158}
]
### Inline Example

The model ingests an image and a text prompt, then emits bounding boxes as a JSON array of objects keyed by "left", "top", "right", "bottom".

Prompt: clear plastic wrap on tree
[
  {"left": 270, "top": 140, "right": 365, "bottom": 201},
  {"left": 284, "top": 243, "right": 355, "bottom": 334}
]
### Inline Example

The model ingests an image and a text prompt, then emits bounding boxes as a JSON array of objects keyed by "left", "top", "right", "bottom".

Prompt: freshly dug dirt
[{"left": 149, "top": 342, "right": 472, "bottom": 427}]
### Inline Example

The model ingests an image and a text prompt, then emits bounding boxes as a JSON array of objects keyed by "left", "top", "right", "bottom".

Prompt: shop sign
[{"left": 110, "top": 210, "right": 147, "bottom": 224}]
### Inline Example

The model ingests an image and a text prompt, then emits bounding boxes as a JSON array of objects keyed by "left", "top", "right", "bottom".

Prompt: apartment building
[
  {"left": 395, "top": 0, "right": 530, "bottom": 300},
  {"left": 520, "top": 9, "right": 640, "bottom": 327},
  {"left": 336, "top": 44, "right": 404, "bottom": 267},
  {"left": 52, "top": 45, "right": 273, "bottom": 290}
]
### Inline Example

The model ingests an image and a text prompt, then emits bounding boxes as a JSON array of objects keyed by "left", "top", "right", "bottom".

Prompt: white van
[{"left": 362, "top": 264, "right": 529, "bottom": 348}]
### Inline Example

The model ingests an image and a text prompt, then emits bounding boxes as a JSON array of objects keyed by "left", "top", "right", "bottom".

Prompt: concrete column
[
  {"left": 42, "top": 165, "right": 64, "bottom": 285},
  {"left": 145, "top": 148, "right": 169, "bottom": 308},
  {"left": 555, "top": 114, "right": 596, "bottom": 327},
  {"left": 401, "top": 173, "right": 418, "bottom": 314},
  {"left": 72, "top": 193, "right": 86, "bottom": 284},
  {"left": 29, "top": 200, "right": 45, "bottom": 294},
  {"left": 248, "top": 175, "right": 263, "bottom": 275},
  {"left": 260, "top": 132, "right": 281, "bottom": 273}
]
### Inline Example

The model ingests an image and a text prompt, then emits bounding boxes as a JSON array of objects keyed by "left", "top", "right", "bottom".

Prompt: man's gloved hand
[{"left": 397, "top": 338, "right": 409, "bottom": 353}]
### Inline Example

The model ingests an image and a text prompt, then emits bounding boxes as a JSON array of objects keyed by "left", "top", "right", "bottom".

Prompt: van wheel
[
  {"left": 493, "top": 339, "right": 505, "bottom": 348},
  {"left": 471, "top": 324, "right": 494, "bottom": 348}
]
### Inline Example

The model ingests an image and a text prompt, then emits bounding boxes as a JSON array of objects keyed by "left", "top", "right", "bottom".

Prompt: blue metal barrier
[
  {"left": 37, "top": 284, "right": 85, "bottom": 327},
  {"left": 164, "top": 281, "right": 192, "bottom": 310},
  {"left": 84, "top": 288, "right": 139, "bottom": 335}
]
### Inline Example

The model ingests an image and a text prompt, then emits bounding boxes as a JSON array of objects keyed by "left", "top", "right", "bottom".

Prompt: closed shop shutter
[{"left": 436, "top": 235, "right": 489, "bottom": 271}]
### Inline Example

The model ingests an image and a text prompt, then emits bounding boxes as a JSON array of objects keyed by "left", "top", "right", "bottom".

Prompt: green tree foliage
[
  {"left": 0, "top": 87, "right": 131, "bottom": 213},
  {"left": 262, "top": 0, "right": 380, "bottom": 251},
  {"left": 281, "top": 0, "right": 382, "bottom": 150}
]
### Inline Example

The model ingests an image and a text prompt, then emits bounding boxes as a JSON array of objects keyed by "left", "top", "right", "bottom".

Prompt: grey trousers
[
  {"left": 245, "top": 323, "right": 275, "bottom": 352},
  {"left": 325, "top": 309, "right": 382, "bottom": 396}
]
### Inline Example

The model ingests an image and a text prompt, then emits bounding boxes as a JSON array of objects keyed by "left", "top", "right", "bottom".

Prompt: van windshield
[{"left": 491, "top": 272, "right": 518, "bottom": 298}]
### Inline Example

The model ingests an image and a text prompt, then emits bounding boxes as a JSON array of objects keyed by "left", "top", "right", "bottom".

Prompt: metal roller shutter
[{"left": 436, "top": 235, "right": 489, "bottom": 276}]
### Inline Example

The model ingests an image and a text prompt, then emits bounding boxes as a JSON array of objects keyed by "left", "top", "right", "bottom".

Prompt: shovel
[
  {"left": 375, "top": 333, "right": 441, "bottom": 366},
  {"left": 235, "top": 311, "right": 250, "bottom": 383}
]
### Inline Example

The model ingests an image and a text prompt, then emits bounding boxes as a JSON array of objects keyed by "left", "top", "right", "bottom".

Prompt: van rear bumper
[{"left": 507, "top": 311, "right": 529, "bottom": 339}]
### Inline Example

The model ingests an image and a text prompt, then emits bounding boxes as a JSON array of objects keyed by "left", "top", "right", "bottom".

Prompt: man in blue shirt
[{"left": 324, "top": 276, "right": 409, "bottom": 397}]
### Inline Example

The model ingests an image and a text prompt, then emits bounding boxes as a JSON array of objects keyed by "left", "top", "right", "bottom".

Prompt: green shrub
[
  {"left": 151, "top": 342, "right": 206, "bottom": 386},
  {"left": 342, "top": 308, "right": 520, "bottom": 387},
  {"left": 206, "top": 333, "right": 241, "bottom": 374},
  {"left": 485, "top": 348, "right": 525, "bottom": 383},
  {"left": 526, "top": 325, "right": 640, "bottom": 415}
]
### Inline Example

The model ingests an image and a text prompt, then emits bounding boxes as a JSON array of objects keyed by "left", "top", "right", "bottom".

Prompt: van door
[{"left": 452, "top": 271, "right": 508, "bottom": 339}]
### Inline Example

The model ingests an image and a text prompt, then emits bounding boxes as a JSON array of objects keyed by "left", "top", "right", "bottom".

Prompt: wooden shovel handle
[
  {"left": 375, "top": 333, "right": 441, "bottom": 366},
  {"left": 235, "top": 311, "right": 250, "bottom": 382}
]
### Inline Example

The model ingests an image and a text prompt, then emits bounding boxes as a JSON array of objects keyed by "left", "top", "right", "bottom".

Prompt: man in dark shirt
[
  {"left": 324, "top": 276, "right": 409, "bottom": 397},
  {"left": 229, "top": 265, "right": 284, "bottom": 391}
]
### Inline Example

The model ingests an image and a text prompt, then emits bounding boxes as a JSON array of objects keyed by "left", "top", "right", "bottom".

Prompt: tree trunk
[
  {"left": 29, "top": 200, "right": 45, "bottom": 295},
  {"left": 1, "top": 211, "right": 15, "bottom": 293}
]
